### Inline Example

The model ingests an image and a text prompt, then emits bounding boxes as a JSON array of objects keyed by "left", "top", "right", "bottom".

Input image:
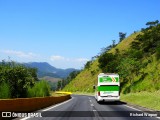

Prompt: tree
[
  {"left": 156, "top": 44, "right": 160, "bottom": 60},
  {"left": 119, "top": 32, "right": 126, "bottom": 42},
  {"left": 0, "top": 61, "right": 38, "bottom": 98},
  {"left": 135, "top": 20, "right": 160, "bottom": 54},
  {"left": 98, "top": 53, "right": 117, "bottom": 72},
  {"left": 57, "top": 81, "right": 62, "bottom": 90},
  {"left": 117, "top": 58, "right": 141, "bottom": 86},
  {"left": 61, "top": 80, "right": 66, "bottom": 88},
  {"left": 48, "top": 81, "right": 57, "bottom": 91},
  {"left": 112, "top": 40, "right": 116, "bottom": 47},
  {"left": 84, "top": 61, "right": 92, "bottom": 69},
  {"left": 146, "top": 20, "right": 159, "bottom": 27}
]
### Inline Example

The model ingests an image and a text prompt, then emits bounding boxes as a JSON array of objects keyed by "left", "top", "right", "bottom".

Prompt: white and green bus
[{"left": 94, "top": 73, "right": 120, "bottom": 102}]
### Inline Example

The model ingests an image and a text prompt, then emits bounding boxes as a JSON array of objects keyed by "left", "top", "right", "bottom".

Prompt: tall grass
[
  {"left": 0, "top": 82, "right": 11, "bottom": 99},
  {"left": 27, "top": 80, "right": 50, "bottom": 98}
]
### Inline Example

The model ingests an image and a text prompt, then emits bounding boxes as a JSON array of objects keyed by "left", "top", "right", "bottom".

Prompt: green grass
[
  {"left": 121, "top": 91, "right": 160, "bottom": 110},
  {"left": 63, "top": 59, "right": 101, "bottom": 93},
  {"left": 109, "top": 32, "right": 139, "bottom": 53}
]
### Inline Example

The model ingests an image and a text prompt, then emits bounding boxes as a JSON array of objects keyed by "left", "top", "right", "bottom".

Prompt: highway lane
[{"left": 21, "top": 95, "right": 159, "bottom": 120}]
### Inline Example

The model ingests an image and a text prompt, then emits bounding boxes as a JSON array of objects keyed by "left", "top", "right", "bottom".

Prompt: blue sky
[{"left": 0, "top": 0, "right": 160, "bottom": 69}]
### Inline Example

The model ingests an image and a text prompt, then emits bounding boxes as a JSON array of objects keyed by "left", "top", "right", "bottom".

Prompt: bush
[
  {"left": 0, "top": 82, "right": 11, "bottom": 99},
  {"left": 27, "top": 80, "right": 50, "bottom": 97}
]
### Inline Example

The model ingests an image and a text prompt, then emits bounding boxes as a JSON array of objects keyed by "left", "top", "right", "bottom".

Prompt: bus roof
[{"left": 98, "top": 73, "right": 119, "bottom": 76}]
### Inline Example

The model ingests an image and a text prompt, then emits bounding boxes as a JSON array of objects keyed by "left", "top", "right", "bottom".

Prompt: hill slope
[
  {"left": 63, "top": 21, "right": 160, "bottom": 94},
  {"left": 63, "top": 32, "right": 139, "bottom": 92}
]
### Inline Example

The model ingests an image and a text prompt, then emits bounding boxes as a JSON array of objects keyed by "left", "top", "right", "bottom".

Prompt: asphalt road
[{"left": 20, "top": 95, "right": 159, "bottom": 120}]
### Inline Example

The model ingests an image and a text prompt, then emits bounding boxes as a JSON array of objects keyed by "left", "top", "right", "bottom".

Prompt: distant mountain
[{"left": 24, "top": 62, "right": 78, "bottom": 78}]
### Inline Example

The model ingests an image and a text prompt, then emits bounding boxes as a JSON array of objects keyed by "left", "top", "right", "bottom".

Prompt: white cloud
[
  {"left": 50, "top": 55, "right": 89, "bottom": 63},
  {"left": 50, "top": 55, "right": 65, "bottom": 61},
  {"left": 49, "top": 55, "right": 89, "bottom": 69},
  {"left": 0, "top": 50, "right": 89, "bottom": 69},
  {"left": 1, "top": 50, "right": 37, "bottom": 59},
  {"left": 76, "top": 58, "right": 89, "bottom": 62}
]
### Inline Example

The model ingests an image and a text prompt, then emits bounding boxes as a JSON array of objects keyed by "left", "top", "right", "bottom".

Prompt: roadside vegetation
[
  {"left": 98, "top": 20, "right": 160, "bottom": 94},
  {"left": 121, "top": 90, "right": 160, "bottom": 110},
  {"left": 27, "top": 80, "right": 50, "bottom": 97},
  {"left": 0, "top": 61, "right": 51, "bottom": 99}
]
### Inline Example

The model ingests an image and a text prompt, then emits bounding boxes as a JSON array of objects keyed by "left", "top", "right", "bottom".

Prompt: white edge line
[
  {"left": 123, "top": 105, "right": 141, "bottom": 111},
  {"left": 124, "top": 105, "right": 160, "bottom": 119},
  {"left": 20, "top": 97, "right": 74, "bottom": 120},
  {"left": 91, "top": 104, "right": 94, "bottom": 106},
  {"left": 20, "top": 116, "right": 30, "bottom": 120}
]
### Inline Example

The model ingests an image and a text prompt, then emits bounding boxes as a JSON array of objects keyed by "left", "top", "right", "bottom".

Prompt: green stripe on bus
[
  {"left": 98, "top": 86, "right": 119, "bottom": 91},
  {"left": 99, "top": 77, "right": 119, "bottom": 82}
]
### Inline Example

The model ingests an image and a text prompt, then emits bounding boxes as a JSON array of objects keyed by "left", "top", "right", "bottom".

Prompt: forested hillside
[{"left": 63, "top": 20, "right": 160, "bottom": 94}]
